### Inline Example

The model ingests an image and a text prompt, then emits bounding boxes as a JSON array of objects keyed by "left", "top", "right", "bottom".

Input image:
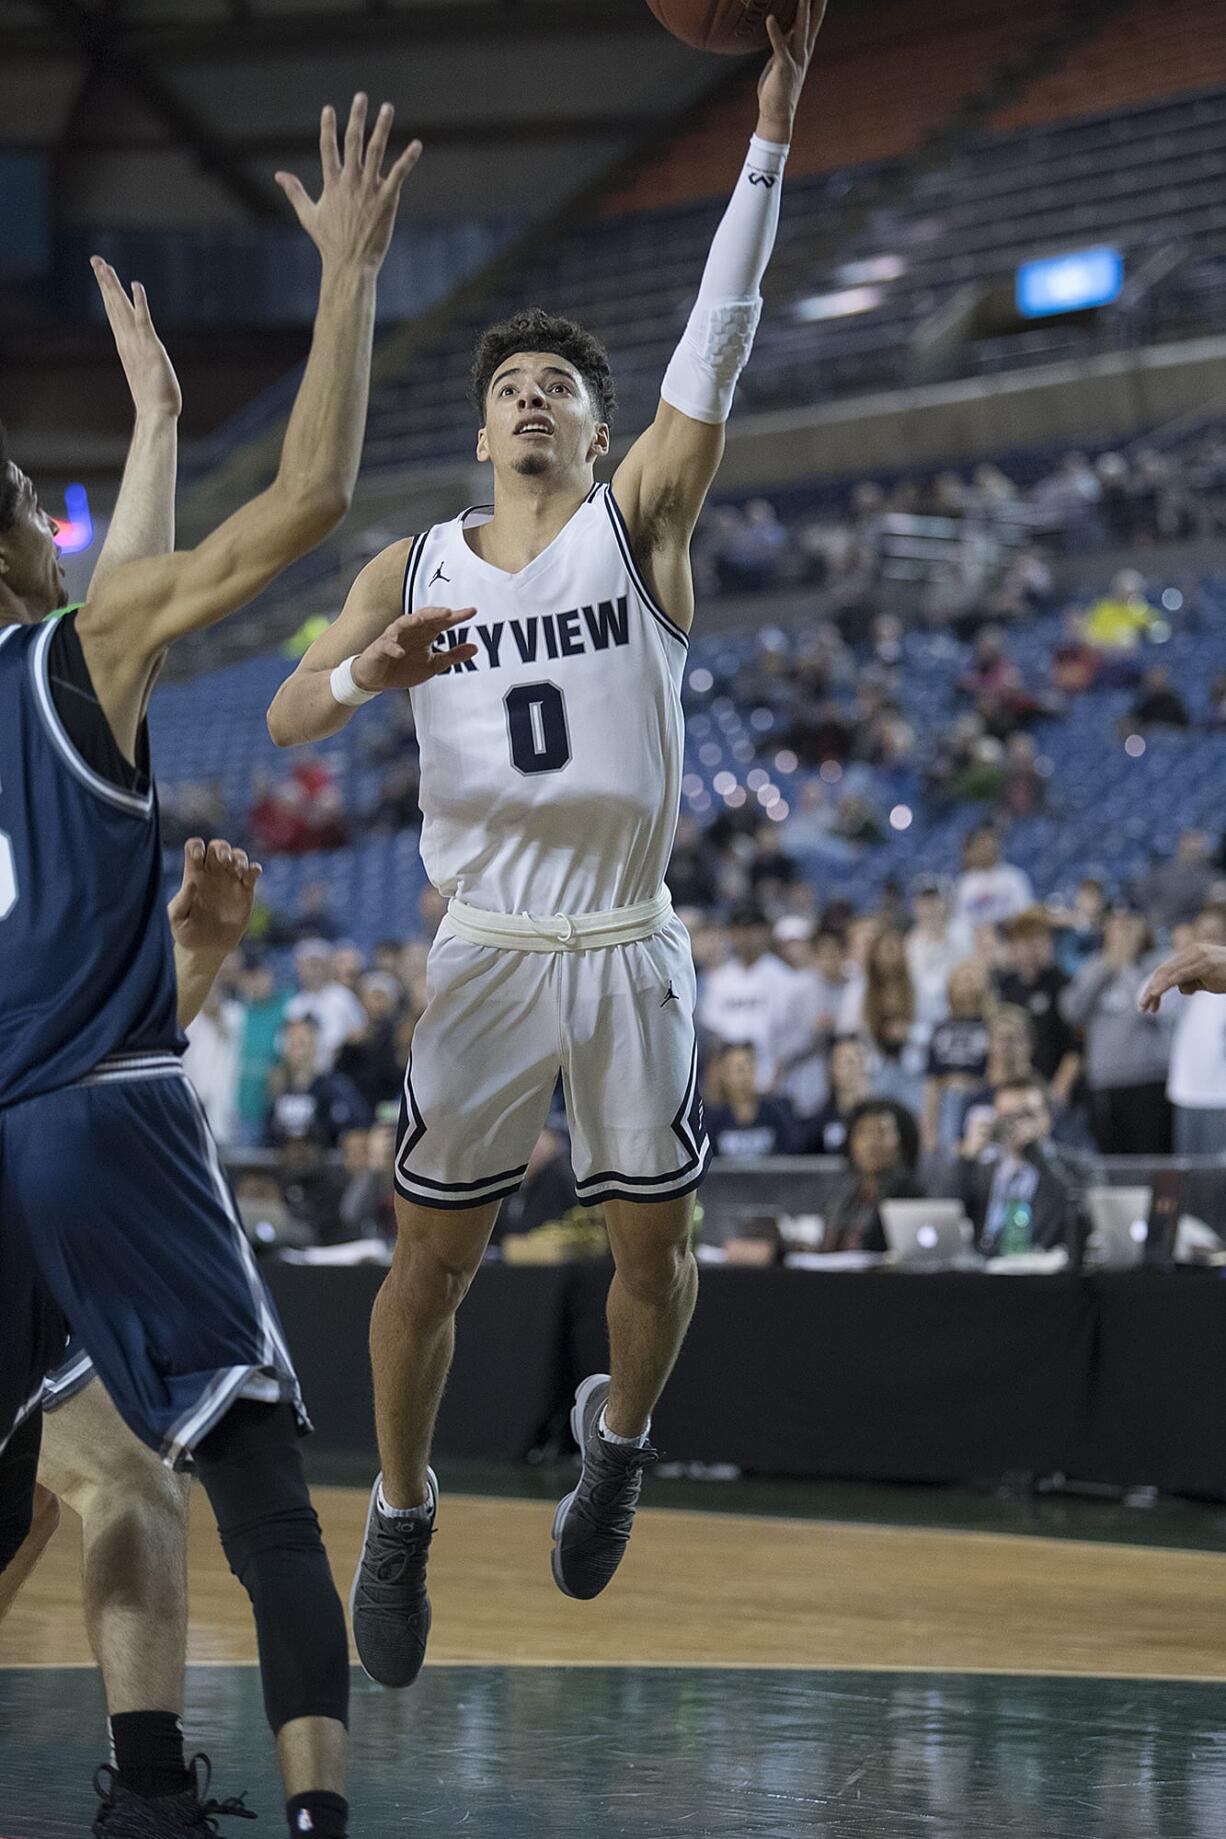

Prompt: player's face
[
  {"left": 0, "top": 463, "right": 67, "bottom": 622},
  {"left": 478, "top": 352, "right": 608, "bottom": 482}
]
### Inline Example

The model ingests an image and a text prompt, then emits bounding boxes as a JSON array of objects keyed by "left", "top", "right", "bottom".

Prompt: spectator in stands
[
  {"left": 906, "top": 876, "right": 972, "bottom": 1032},
  {"left": 941, "top": 1077, "right": 1088, "bottom": 1257},
  {"left": 266, "top": 1015, "right": 372, "bottom": 1150},
  {"left": 858, "top": 930, "right": 926, "bottom": 1117},
  {"left": 705, "top": 1043, "right": 797, "bottom": 1159},
  {"left": 232, "top": 956, "right": 293, "bottom": 1148},
  {"left": 997, "top": 910, "right": 1081, "bottom": 1104},
  {"left": 337, "top": 1115, "right": 399, "bottom": 1245},
  {"left": 953, "top": 824, "right": 1034, "bottom": 932},
  {"left": 264, "top": 880, "right": 343, "bottom": 946},
  {"left": 331, "top": 942, "right": 366, "bottom": 994},
  {"left": 748, "top": 821, "right": 801, "bottom": 909},
  {"left": 819, "top": 1100, "right": 923, "bottom": 1254},
  {"left": 924, "top": 961, "right": 994, "bottom": 1155},
  {"left": 279, "top": 1137, "right": 349, "bottom": 1248},
  {"left": 334, "top": 970, "right": 406, "bottom": 1111},
  {"left": 1136, "top": 831, "right": 1221, "bottom": 930},
  {"left": 772, "top": 921, "right": 854, "bottom": 1119},
  {"left": 364, "top": 759, "right": 422, "bottom": 834},
  {"left": 1000, "top": 734, "right": 1047, "bottom": 819},
  {"left": 669, "top": 814, "right": 720, "bottom": 910},
  {"left": 1165, "top": 907, "right": 1226, "bottom": 1155},
  {"left": 712, "top": 498, "right": 790, "bottom": 594},
  {"left": 494, "top": 1120, "right": 578, "bottom": 1245},
  {"left": 1032, "top": 451, "right": 1103, "bottom": 550},
  {"left": 183, "top": 976, "right": 245, "bottom": 1148},
  {"left": 284, "top": 940, "right": 367, "bottom": 1071},
  {"left": 1053, "top": 877, "right": 1107, "bottom": 977},
  {"left": 780, "top": 778, "right": 857, "bottom": 865},
  {"left": 698, "top": 904, "right": 799, "bottom": 1092},
  {"left": 1061, "top": 906, "right": 1174, "bottom": 1155},
  {"left": 1082, "top": 569, "right": 1160, "bottom": 654},
  {"left": 800, "top": 1034, "right": 873, "bottom": 1155},
  {"left": 1129, "top": 665, "right": 1190, "bottom": 731}
]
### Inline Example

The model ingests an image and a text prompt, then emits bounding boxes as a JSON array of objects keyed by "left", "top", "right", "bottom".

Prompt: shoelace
[
  {"left": 357, "top": 1520, "right": 434, "bottom": 1603},
  {"left": 185, "top": 1757, "right": 257, "bottom": 1828},
  {"left": 91, "top": 1757, "right": 255, "bottom": 1830}
]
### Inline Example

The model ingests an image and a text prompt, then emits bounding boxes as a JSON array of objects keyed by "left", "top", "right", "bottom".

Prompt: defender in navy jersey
[
  {"left": 269, "top": 4, "right": 828, "bottom": 1693},
  {"left": 0, "top": 95, "right": 423, "bottom": 1839}
]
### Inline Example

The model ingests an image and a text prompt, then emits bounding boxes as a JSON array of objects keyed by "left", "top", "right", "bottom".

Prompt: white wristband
[{"left": 329, "top": 655, "right": 380, "bottom": 708}]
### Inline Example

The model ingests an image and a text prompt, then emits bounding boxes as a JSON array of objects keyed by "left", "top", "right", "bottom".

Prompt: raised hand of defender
[
  {"left": 276, "top": 94, "right": 422, "bottom": 272},
  {"left": 758, "top": 1, "right": 829, "bottom": 140},
  {"left": 1138, "top": 943, "right": 1226, "bottom": 1012},
  {"left": 168, "top": 839, "right": 262, "bottom": 959},
  {"left": 91, "top": 258, "right": 182, "bottom": 421},
  {"left": 353, "top": 607, "right": 479, "bottom": 692}
]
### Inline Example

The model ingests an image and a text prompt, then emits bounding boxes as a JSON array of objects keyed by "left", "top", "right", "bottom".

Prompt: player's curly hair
[
  {"left": 0, "top": 420, "right": 19, "bottom": 534},
  {"left": 470, "top": 308, "right": 617, "bottom": 426}
]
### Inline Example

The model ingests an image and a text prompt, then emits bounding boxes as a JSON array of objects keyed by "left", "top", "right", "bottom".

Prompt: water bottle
[{"left": 1001, "top": 1199, "right": 1034, "bottom": 1255}]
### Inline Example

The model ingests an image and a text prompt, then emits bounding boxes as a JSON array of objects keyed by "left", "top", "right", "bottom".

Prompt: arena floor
[{"left": 4, "top": 1467, "right": 1226, "bottom": 1836}]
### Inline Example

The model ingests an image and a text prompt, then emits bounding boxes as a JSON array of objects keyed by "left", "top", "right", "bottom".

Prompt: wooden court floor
[{"left": 5, "top": 1487, "right": 1226, "bottom": 1835}]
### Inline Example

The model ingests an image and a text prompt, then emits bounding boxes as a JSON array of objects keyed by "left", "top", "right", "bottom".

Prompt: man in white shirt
[
  {"left": 698, "top": 905, "right": 800, "bottom": 1092},
  {"left": 772, "top": 920, "right": 859, "bottom": 1117},
  {"left": 906, "top": 875, "right": 974, "bottom": 1033},
  {"left": 953, "top": 825, "right": 1034, "bottom": 933},
  {"left": 1165, "top": 910, "right": 1226, "bottom": 1154},
  {"left": 284, "top": 938, "right": 366, "bottom": 1071},
  {"left": 183, "top": 978, "right": 245, "bottom": 1147}
]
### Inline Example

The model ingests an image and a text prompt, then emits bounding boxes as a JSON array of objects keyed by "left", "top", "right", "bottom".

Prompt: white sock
[
  {"left": 377, "top": 1478, "right": 433, "bottom": 1520},
  {"left": 598, "top": 1406, "right": 649, "bottom": 1449}
]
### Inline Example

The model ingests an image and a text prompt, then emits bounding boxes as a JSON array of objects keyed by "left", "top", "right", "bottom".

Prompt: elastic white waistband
[{"left": 445, "top": 887, "right": 673, "bottom": 953}]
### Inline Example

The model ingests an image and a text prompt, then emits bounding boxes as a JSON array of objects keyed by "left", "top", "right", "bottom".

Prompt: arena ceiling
[{"left": 2, "top": 0, "right": 728, "bottom": 225}]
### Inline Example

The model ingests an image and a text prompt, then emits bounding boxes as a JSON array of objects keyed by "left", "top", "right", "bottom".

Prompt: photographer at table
[{"left": 939, "top": 1076, "right": 1097, "bottom": 1256}]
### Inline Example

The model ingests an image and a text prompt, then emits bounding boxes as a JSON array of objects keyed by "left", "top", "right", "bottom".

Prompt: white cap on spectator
[
  {"left": 294, "top": 937, "right": 332, "bottom": 961},
  {"left": 774, "top": 916, "right": 814, "bottom": 944}
]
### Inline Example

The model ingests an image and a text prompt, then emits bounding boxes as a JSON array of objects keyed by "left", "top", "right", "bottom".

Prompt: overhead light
[{"left": 794, "top": 286, "right": 883, "bottom": 322}]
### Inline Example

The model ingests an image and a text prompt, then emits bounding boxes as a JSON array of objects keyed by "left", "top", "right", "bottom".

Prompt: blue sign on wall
[{"left": 1016, "top": 247, "right": 1124, "bottom": 318}]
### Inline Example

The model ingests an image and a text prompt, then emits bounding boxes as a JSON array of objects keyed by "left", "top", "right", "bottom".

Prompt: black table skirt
[{"left": 264, "top": 1259, "right": 1226, "bottom": 1497}]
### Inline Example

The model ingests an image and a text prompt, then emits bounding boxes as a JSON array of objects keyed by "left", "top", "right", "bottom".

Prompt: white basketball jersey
[{"left": 405, "top": 483, "right": 687, "bottom": 916}]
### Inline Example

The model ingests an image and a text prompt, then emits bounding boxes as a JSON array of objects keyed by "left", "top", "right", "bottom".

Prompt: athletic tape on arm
[{"left": 660, "top": 135, "right": 789, "bottom": 427}]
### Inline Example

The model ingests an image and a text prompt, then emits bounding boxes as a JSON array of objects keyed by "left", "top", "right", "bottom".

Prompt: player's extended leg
[
  {"left": 38, "top": 1379, "right": 192, "bottom": 1795},
  {"left": 352, "top": 1193, "right": 498, "bottom": 1688},
  {"left": 40, "top": 1381, "right": 189, "bottom": 1717},
  {"left": 551, "top": 1195, "right": 698, "bottom": 1601},
  {"left": 604, "top": 1194, "right": 700, "bottom": 1438},
  {"left": 0, "top": 1413, "right": 54, "bottom": 1617}
]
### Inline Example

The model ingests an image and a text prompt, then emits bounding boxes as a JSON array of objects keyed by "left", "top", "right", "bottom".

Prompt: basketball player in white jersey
[{"left": 268, "top": 2, "right": 826, "bottom": 1685}]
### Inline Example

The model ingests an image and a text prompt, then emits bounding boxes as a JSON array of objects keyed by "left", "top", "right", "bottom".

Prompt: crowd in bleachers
[{"left": 182, "top": 817, "right": 1226, "bottom": 1259}]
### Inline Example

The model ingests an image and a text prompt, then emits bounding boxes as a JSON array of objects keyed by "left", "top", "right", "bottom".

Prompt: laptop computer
[
  {"left": 880, "top": 1199, "right": 975, "bottom": 1266},
  {"left": 1086, "top": 1187, "right": 1152, "bottom": 1267}
]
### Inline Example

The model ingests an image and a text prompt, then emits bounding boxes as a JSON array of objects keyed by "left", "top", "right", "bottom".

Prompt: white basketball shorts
[{"left": 394, "top": 914, "right": 710, "bottom": 1211}]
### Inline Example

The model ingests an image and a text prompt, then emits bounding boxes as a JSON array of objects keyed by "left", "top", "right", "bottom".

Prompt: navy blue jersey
[{"left": 0, "top": 618, "right": 183, "bottom": 1109}]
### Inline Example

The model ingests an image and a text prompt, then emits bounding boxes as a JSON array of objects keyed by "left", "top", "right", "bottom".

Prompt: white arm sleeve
[{"left": 660, "top": 134, "right": 789, "bottom": 426}]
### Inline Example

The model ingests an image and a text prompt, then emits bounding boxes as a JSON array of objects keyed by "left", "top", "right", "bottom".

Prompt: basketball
[{"left": 645, "top": 0, "right": 800, "bottom": 55}]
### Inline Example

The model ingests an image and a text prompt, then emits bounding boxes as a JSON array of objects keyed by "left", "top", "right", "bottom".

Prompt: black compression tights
[{"left": 194, "top": 1401, "right": 349, "bottom": 1733}]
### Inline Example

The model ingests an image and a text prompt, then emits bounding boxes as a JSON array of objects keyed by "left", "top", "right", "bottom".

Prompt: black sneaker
[
  {"left": 93, "top": 1755, "right": 255, "bottom": 1835},
  {"left": 551, "top": 1374, "right": 658, "bottom": 1601},
  {"left": 349, "top": 1468, "right": 438, "bottom": 1687}
]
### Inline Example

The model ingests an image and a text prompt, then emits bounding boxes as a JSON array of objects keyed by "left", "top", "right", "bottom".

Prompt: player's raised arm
[
  {"left": 613, "top": 3, "right": 826, "bottom": 601},
  {"left": 267, "top": 539, "right": 478, "bottom": 745},
  {"left": 167, "top": 838, "right": 263, "bottom": 1027},
  {"left": 87, "top": 259, "right": 182, "bottom": 593},
  {"left": 76, "top": 95, "right": 420, "bottom": 751}
]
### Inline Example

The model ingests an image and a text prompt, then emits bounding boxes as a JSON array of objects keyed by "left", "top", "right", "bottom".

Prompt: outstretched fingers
[
  {"left": 319, "top": 102, "right": 341, "bottom": 183},
  {"left": 344, "top": 92, "right": 370, "bottom": 173},
  {"left": 385, "top": 137, "right": 424, "bottom": 196},
  {"left": 364, "top": 100, "right": 395, "bottom": 179}
]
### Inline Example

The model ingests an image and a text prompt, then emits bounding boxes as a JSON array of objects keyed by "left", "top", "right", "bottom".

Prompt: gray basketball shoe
[
  {"left": 551, "top": 1374, "right": 658, "bottom": 1600},
  {"left": 349, "top": 1468, "right": 438, "bottom": 1687}
]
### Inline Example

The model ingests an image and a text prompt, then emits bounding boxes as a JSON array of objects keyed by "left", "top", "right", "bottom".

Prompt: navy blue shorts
[
  {"left": 0, "top": 1056, "right": 306, "bottom": 1467},
  {"left": 42, "top": 1334, "right": 95, "bottom": 1414}
]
